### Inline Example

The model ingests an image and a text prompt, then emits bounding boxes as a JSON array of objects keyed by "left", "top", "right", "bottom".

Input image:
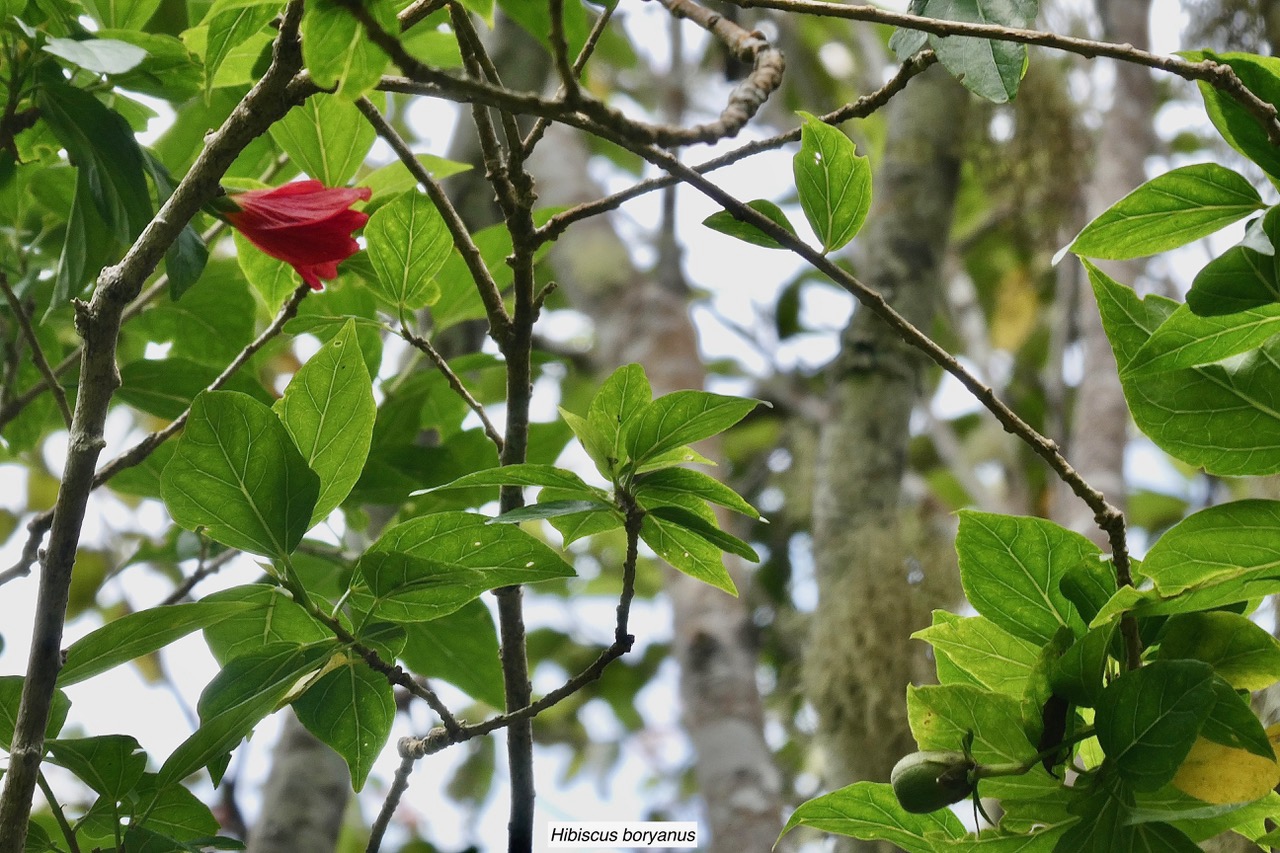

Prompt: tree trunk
[
  {"left": 806, "top": 64, "right": 967, "bottom": 851},
  {"left": 246, "top": 711, "right": 350, "bottom": 853}
]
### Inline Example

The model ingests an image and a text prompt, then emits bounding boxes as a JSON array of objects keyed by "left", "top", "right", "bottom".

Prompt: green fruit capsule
[{"left": 890, "top": 750, "right": 976, "bottom": 814}]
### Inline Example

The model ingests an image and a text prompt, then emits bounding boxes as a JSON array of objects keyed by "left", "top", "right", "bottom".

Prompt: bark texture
[
  {"left": 805, "top": 64, "right": 966, "bottom": 851},
  {"left": 246, "top": 711, "right": 350, "bottom": 853}
]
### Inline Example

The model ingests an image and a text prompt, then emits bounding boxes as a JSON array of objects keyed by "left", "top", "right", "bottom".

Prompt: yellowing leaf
[{"left": 1172, "top": 735, "right": 1280, "bottom": 804}]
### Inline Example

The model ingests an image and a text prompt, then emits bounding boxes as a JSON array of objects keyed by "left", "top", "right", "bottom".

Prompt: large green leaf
[
  {"left": 399, "top": 600, "right": 504, "bottom": 708},
  {"left": 43, "top": 36, "right": 148, "bottom": 74},
  {"left": 161, "top": 391, "right": 320, "bottom": 557},
  {"left": 633, "top": 467, "right": 761, "bottom": 520},
  {"left": 907, "top": 684, "right": 1038, "bottom": 764},
  {"left": 778, "top": 782, "right": 966, "bottom": 851},
  {"left": 1126, "top": 302, "right": 1280, "bottom": 375},
  {"left": 158, "top": 642, "right": 334, "bottom": 786},
  {"left": 46, "top": 735, "right": 147, "bottom": 800},
  {"left": 1155, "top": 612, "right": 1280, "bottom": 691},
  {"left": 912, "top": 613, "right": 1041, "bottom": 697},
  {"left": 1095, "top": 660, "right": 1215, "bottom": 791},
  {"left": 301, "top": 0, "right": 393, "bottom": 98},
  {"left": 1186, "top": 206, "right": 1280, "bottom": 316},
  {"left": 372, "top": 511, "right": 575, "bottom": 586},
  {"left": 202, "top": 0, "right": 279, "bottom": 99},
  {"left": 276, "top": 320, "right": 376, "bottom": 526},
  {"left": 1187, "top": 51, "right": 1280, "bottom": 184},
  {"left": 355, "top": 550, "right": 493, "bottom": 622},
  {"left": 36, "top": 77, "right": 151, "bottom": 245},
  {"left": 269, "top": 94, "right": 375, "bottom": 186},
  {"left": 955, "top": 511, "right": 1098, "bottom": 644},
  {"left": 1065, "top": 164, "right": 1262, "bottom": 260},
  {"left": 640, "top": 511, "right": 737, "bottom": 595},
  {"left": 200, "top": 584, "right": 330, "bottom": 665},
  {"left": 365, "top": 190, "right": 456, "bottom": 309},
  {"left": 624, "top": 390, "right": 759, "bottom": 470},
  {"left": 1090, "top": 260, "right": 1280, "bottom": 475},
  {"left": 118, "top": 357, "right": 272, "bottom": 420},
  {"left": 921, "top": 0, "right": 1037, "bottom": 103},
  {"left": 293, "top": 660, "right": 394, "bottom": 791},
  {"left": 1199, "top": 675, "right": 1274, "bottom": 759},
  {"left": 59, "top": 600, "right": 256, "bottom": 685},
  {"left": 0, "top": 676, "right": 71, "bottom": 747},
  {"left": 131, "top": 260, "right": 257, "bottom": 366},
  {"left": 429, "top": 463, "right": 601, "bottom": 496},
  {"left": 235, "top": 230, "right": 299, "bottom": 308},
  {"left": 792, "top": 112, "right": 871, "bottom": 254}
]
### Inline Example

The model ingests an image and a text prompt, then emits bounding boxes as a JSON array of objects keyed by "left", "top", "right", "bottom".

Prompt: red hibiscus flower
[{"left": 224, "top": 180, "right": 371, "bottom": 291}]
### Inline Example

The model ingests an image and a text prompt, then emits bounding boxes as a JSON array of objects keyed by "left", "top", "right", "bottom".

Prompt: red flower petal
[{"left": 225, "top": 181, "right": 371, "bottom": 290}]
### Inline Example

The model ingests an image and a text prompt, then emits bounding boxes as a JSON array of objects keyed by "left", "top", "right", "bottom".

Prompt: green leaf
[
  {"left": 624, "top": 390, "right": 759, "bottom": 469},
  {"left": 269, "top": 94, "right": 376, "bottom": 186},
  {"left": 585, "top": 363, "right": 652, "bottom": 477},
  {"left": 46, "top": 735, "right": 147, "bottom": 800},
  {"left": 132, "top": 777, "right": 221, "bottom": 841},
  {"left": 373, "top": 511, "right": 575, "bottom": 587},
  {"left": 201, "top": 584, "right": 330, "bottom": 665},
  {"left": 365, "top": 190, "right": 454, "bottom": 309},
  {"left": 118, "top": 357, "right": 272, "bottom": 420},
  {"left": 159, "top": 642, "right": 334, "bottom": 786},
  {"left": 0, "top": 676, "right": 70, "bottom": 747},
  {"left": 165, "top": 223, "right": 210, "bottom": 301},
  {"left": 43, "top": 36, "right": 148, "bottom": 74},
  {"left": 1090, "top": 260, "right": 1280, "bottom": 475},
  {"left": 1187, "top": 51, "right": 1280, "bottom": 184},
  {"left": 640, "top": 512, "right": 736, "bottom": 595},
  {"left": 98, "top": 30, "right": 203, "bottom": 103},
  {"left": 1141, "top": 501, "right": 1280, "bottom": 613},
  {"left": 235, "top": 231, "right": 299, "bottom": 308},
  {"left": 907, "top": 683, "right": 1038, "bottom": 764},
  {"left": 36, "top": 76, "right": 151, "bottom": 244},
  {"left": 1059, "top": 560, "right": 1118, "bottom": 626},
  {"left": 645, "top": 505, "right": 758, "bottom": 561},
  {"left": 792, "top": 112, "right": 871, "bottom": 253},
  {"left": 1198, "top": 675, "right": 1274, "bottom": 759},
  {"left": 702, "top": 198, "right": 798, "bottom": 249},
  {"left": 489, "top": 500, "right": 609, "bottom": 524},
  {"left": 633, "top": 467, "right": 761, "bottom": 520},
  {"left": 293, "top": 660, "right": 394, "bottom": 791},
  {"left": 1126, "top": 302, "right": 1280, "bottom": 375},
  {"left": 1049, "top": 623, "right": 1116, "bottom": 708},
  {"left": 956, "top": 511, "right": 1098, "bottom": 644},
  {"left": 778, "top": 782, "right": 965, "bottom": 851},
  {"left": 1186, "top": 206, "right": 1280, "bottom": 316},
  {"left": 302, "top": 0, "right": 393, "bottom": 98},
  {"left": 59, "top": 600, "right": 255, "bottom": 685},
  {"left": 85, "top": 0, "right": 162, "bottom": 29},
  {"left": 161, "top": 391, "right": 321, "bottom": 557},
  {"left": 1095, "top": 660, "right": 1216, "bottom": 791},
  {"left": 1064, "top": 164, "right": 1263, "bottom": 260},
  {"left": 427, "top": 463, "right": 601, "bottom": 495},
  {"left": 131, "top": 261, "right": 256, "bottom": 366},
  {"left": 399, "top": 600, "right": 504, "bottom": 708},
  {"left": 912, "top": 613, "right": 1041, "bottom": 697},
  {"left": 1155, "top": 612, "right": 1280, "bottom": 691},
  {"left": 497, "top": 0, "right": 590, "bottom": 57},
  {"left": 362, "top": 154, "right": 471, "bottom": 200},
  {"left": 203, "top": 0, "right": 279, "bottom": 98},
  {"left": 921, "top": 0, "right": 1037, "bottom": 103},
  {"left": 356, "top": 550, "right": 494, "bottom": 622},
  {"left": 276, "top": 320, "right": 376, "bottom": 526},
  {"left": 53, "top": 170, "right": 116, "bottom": 307}
]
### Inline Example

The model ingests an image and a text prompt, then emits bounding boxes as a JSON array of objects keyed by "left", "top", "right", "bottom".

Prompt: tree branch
[
  {"left": 0, "top": 272, "right": 72, "bottom": 428},
  {"left": 396, "top": 321, "right": 505, "bottom": 452},
  {"left": 730, "top": 0, "right": 1280, "bottom": 143}
]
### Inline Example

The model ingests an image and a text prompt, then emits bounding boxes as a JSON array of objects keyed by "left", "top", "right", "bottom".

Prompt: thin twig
[
  {"left": 157, "top": 548, "right": 239, "bottom": 606},
  {"left": 365, "top": 756, "right": 415, "bottom": 853},
  {"left": 396, "top": 321, "right": 505, "bottom": 452},
  {"left": 519, "top": 3, "right": 615, "bottom": 157},
  {"left": 35, "top": 772, "right": 80, "bottom": 853},
  {"left": 353, "top": 96, "right": 511, "bottom": 342},
  {"left": 397, "top": 0, "right": 446, "bottom": 30},
  {"left": 730, "top": 0, "right": 1280, "bottom": 142},
  {"left": 0, "top": 273, "right": 72, "bottom": 427},
  {"left": 548, "top": 0, "right": 580, "bottom": 105},
  {"left": 448, "top": 2, "right": 524, "bottom": 155},
  {"left": 536, "top": 51, "right": 938, "bottom": 243}
]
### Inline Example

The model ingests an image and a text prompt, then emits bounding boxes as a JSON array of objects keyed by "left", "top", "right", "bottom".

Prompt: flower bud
[{"left": 890, "top": 750, "right": 976, "bottom": 814}]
